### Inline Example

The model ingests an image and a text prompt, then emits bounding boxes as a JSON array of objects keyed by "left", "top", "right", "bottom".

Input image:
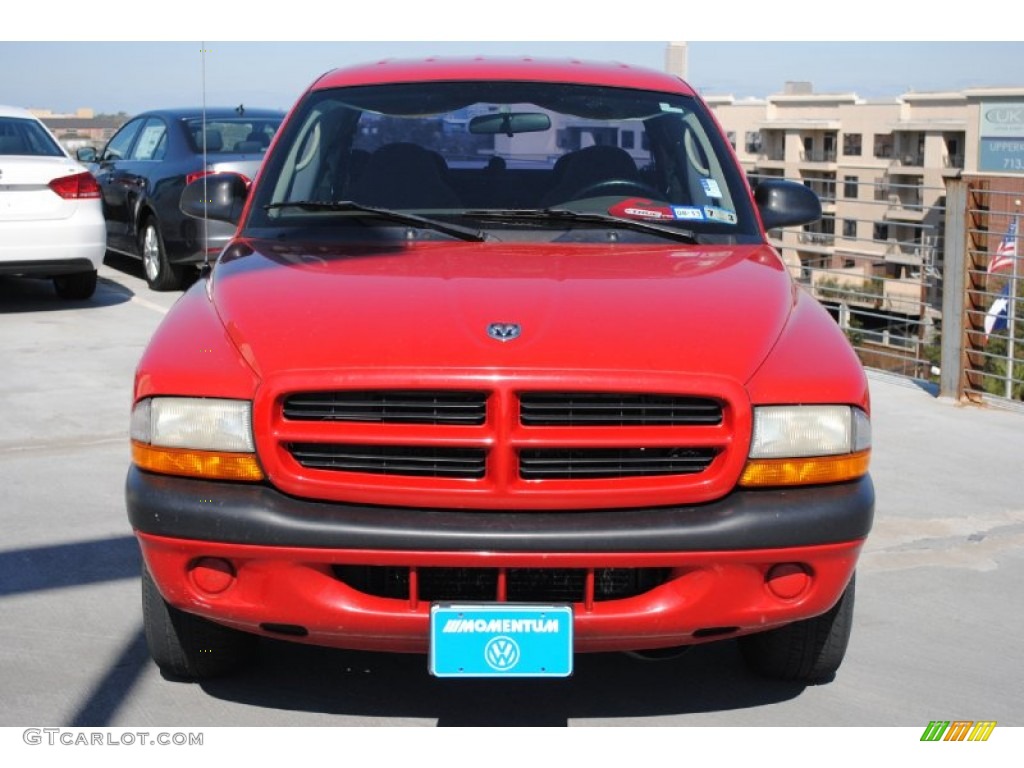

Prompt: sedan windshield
[{"left": 247, "top": 81, "right": 760, "bottom": 242}]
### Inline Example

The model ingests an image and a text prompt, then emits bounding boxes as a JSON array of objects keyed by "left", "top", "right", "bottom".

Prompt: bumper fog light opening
[
  {"left": 765, "top": 563, "right": 811, "bottom": 600},
  {"left": 189, "top": 557, "right": 236, "bottom": 595}
]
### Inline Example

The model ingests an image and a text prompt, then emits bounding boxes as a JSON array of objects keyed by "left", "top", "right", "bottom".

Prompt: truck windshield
[{"left": 247, "top": 81, "right": 760, "bottom": 241}]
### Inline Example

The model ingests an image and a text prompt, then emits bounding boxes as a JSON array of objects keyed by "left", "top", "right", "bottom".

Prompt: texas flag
[
  {"left": 984, "top": 283, "right": 1010, "bottom": 340},
  {"left": 988, "top": 219, "right": 1018, "bottom": 274}
]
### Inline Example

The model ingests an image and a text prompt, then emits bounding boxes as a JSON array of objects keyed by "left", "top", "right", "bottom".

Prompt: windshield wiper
[
  {"left": 461, "top": 208, "right": 700, "bottom": 244},
  {"left": 264, "top": 200, "right": 486, "bottom": 242}
]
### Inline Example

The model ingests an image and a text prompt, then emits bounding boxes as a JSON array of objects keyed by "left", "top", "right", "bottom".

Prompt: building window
[
  {"left": 843, "top": 133, "right": 862, "bottom": 156},
  {"left": 843, "top": 219, "right": 857, "bottom": 238},
  {"left": 620, "top": 130, "right": 635, "bottom": 150},
  {"left": 726, "top": 131, "right": 737, "bottom": 150},
  {"left": 873, "top": 133, "right": 894, "bottom": 159},
  {"left": 873, "top": 223, "right": 889, "bottom": 241},
  {"left": 843, "top": 175, "right": 858, "bottom": 199},
  {"left": 824, "top": 133, "right": 836, "bottom": 160},
  {"left": 745, "top": 131, "right": 762, "bottom": 154}
]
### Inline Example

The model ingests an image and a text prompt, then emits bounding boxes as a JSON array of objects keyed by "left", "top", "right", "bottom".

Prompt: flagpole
[{"left": 1007, "top": 199, "right": 1020, "bottom": 400}]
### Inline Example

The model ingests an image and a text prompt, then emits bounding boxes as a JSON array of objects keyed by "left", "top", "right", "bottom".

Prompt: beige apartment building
[
  {"left": 705, "top": 84, "right": 1024, "bottom": 358},
  {"left": 29, "top": 108, "right": 125, "bottom": 153}
]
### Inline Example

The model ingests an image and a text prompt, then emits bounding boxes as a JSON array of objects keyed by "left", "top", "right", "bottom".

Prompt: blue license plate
[{"left": 429, "top": 604, "right": 574, "bottom": 678}]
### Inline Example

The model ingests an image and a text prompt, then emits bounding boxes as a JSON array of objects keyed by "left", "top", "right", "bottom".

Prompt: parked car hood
[{"left": 209, "top": 239, "right": 796, "bottom": 385}]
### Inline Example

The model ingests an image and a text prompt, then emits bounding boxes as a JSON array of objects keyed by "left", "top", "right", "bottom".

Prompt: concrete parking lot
[{"left": 1, "top": 255, "right": 1022, "bottom": 728}]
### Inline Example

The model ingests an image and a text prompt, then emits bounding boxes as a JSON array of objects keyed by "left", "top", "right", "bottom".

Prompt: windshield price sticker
[
  {"left": 429, "top": 604, "right": 573, "bottom": 678},
  {"left": 704, "top": 206, "right": 738, "bottom": 224},
  {"left": 672, "top": 206, "right": 705, "bottom": 220},
  {"left": 700, "top": 178, "right": 723, "bottom": 198}
]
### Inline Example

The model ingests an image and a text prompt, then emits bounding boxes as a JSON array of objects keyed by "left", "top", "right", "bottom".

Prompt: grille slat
[
  {"left": 520, "top": 392, "right": 723, "bottom": 426},
  {"left": 289, "top": 444, "right": 486, "bottom": 478},
  {"left": 332, "top": 566, "right": 670, "bottom": 603},
  {"left": 279, "top": 389, "right": 726, "bottom": 486},
  {"left": 520, "top": 448, "right": 717, "bottom": 479},
  {"left": 284, "top": 390, "right": 487, "bottom": 425}
]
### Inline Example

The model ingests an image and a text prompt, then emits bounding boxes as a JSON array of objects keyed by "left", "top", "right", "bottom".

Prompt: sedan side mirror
[
  {"left": 75, "top": 146, "right": 97, "bottom": 163},
  {"left": 180, "top": 173, "right": 248, "bottom": 225},
  {"left": 754, "top": 179, "right": 822, "bottom": 231}
]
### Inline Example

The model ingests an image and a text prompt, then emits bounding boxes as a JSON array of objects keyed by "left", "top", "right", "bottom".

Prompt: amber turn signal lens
[
  {"left": 132, "top": 441, "right": 264, "bottom": 481},
  {"left": 739, "top": 450, "right": 870, "bottom": 488}
]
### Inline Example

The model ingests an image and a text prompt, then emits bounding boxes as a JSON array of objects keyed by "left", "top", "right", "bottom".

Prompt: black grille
[
  {"left": 520, "top": 392, "right": 722, "bottom": 426},
  {"left": 519, "top": 447, "right": 717, "bottom": 479},
  {"left": 284, "top": 390, "right": 487, "bottom": 425},
  {"left": 332, "top": 566, "right": 670, "bottom": 603},
  {"left": 288, "top": 444, "right": 487, "bottom": 478}
]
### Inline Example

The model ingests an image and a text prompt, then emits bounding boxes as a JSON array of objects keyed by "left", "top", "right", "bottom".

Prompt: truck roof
[{"left": 311, "top": 57, "right": 696, "bottom": 96}]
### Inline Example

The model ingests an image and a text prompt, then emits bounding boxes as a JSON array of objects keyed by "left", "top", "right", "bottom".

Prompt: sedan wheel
[
  {"left": 141, "top": 220, "right": 184, "bottom": 291},
  {"left": 53, "top": 270, "right": 98, "bottom": 300}
]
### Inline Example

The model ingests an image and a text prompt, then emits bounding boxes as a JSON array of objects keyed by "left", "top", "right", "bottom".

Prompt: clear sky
[{"left": 3, "top": 2, "right": 1023, "bottom": 115}]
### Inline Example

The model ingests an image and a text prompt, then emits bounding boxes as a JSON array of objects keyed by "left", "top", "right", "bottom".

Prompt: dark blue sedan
[{"left": 80, "top": 106, "right": 284, "bottom": 290}]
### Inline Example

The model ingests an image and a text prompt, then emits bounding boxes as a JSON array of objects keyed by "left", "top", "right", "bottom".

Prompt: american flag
[{"left": 988, "top": 218, "right": 1018, "bottom": 274}]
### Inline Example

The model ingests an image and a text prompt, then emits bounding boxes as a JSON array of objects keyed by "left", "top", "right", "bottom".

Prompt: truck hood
[{"left": 210, "top": 239, "right": 796, "bottom": 384}]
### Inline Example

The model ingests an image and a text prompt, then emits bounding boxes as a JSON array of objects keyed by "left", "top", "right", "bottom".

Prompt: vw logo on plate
[
  {"left": 484, "top": 636, "right": 521, "bottom": 671},
  {"left": 487, "top": 322, "right": 521, "bottom": 342}
]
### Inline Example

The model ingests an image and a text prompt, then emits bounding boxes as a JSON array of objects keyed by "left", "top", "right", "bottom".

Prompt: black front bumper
[{"left": 126, "top": 467, "right": 874, "bottom": 552}]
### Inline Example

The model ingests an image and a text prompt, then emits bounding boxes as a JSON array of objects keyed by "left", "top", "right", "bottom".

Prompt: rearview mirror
[{"left": 469, "top": 112, "right": 551, "bottom": 136}]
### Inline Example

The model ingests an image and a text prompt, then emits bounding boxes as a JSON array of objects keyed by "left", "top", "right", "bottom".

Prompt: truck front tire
[
  {"left": 141, "top": 565, "right": 257, "bottom": 680},
  {"left": 738, "top": 573, "right": 856, "bottom": 684}
]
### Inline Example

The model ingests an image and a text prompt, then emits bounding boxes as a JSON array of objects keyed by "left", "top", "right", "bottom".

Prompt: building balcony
[
  {"left": 884, "top": 196, "right": 929, "bottom": 223},
  {"left": 798, "top": 231, "right": 836, "bottom": 246},
  {"left": 944, "top": 153, "right": 965, "bottom": 169},
  {"left": 810, "top": 268, "right": 880, "bottom": 309},
  {"left": 884, "top": 240, "right": 933, "bottom": 265},
  {"left": 881, "top": 277, "right": 925, "bottom": 316},
  {"left": 799, "top": 149, "right": 837, "bottom": 164},
  {"left": 896, "top": 153, "right": 925, "bottom": 168},
  {"left": 810, "top": 268, "right": 926, "bottom": 317}
]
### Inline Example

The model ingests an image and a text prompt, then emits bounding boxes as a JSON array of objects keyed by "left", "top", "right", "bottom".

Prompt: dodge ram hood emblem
[{"left": 487, "top": 322, "right": 521, "bottom": 342}]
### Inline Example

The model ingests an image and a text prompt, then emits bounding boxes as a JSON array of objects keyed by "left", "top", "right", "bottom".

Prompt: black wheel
[
  {"left": 738, "top": 573, "right": 856, "bottom": 684},
  {"left": 568, "top": 178, "right": 662, "bottom": 202},
  {"left": 141, "top": 565, "right": 257, "bottom": 680},
  {"left": 140, "top": 219, "right": 185, "bottom": 291},
  {"left": 53, "top": 270, "right": 97, "bottom": 300}
]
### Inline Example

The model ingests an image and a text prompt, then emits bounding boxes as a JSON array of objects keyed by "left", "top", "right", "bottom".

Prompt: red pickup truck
[{"left": 127, "top": 57, "right": 872, "bottom": 684}]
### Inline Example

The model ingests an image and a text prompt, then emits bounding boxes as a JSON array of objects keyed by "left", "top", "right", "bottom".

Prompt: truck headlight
[
  {"left": 740, "top": 405, "right": 870, "bottom": 487},
  {"left": 130, "top": 397, "right": 264, "bottom": 481}
]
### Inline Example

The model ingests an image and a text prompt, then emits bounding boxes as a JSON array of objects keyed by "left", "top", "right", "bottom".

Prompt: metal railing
[
  {"left": 942, "top": 180, "right": 1024, "bottom": 409},
  {"left": 752, "top": 172, "right": 1024, "bottom": 410},
  {"left": 754, "top": 172, "right": 943, "bottom": 383}
]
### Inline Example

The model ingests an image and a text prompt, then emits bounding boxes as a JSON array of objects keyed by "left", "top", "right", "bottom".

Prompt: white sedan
[{"left": 0, "top": 105, "right": 106, "bottom": 299}]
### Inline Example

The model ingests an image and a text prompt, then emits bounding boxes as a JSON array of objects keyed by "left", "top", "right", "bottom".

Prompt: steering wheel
[{"left": 569, "top": 178, "right": 662, "bottom": 201}]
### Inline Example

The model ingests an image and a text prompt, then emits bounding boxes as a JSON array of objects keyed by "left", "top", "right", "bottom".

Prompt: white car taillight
[{"left": 48, "top": 171, "right": 100, "bottom": 199}]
